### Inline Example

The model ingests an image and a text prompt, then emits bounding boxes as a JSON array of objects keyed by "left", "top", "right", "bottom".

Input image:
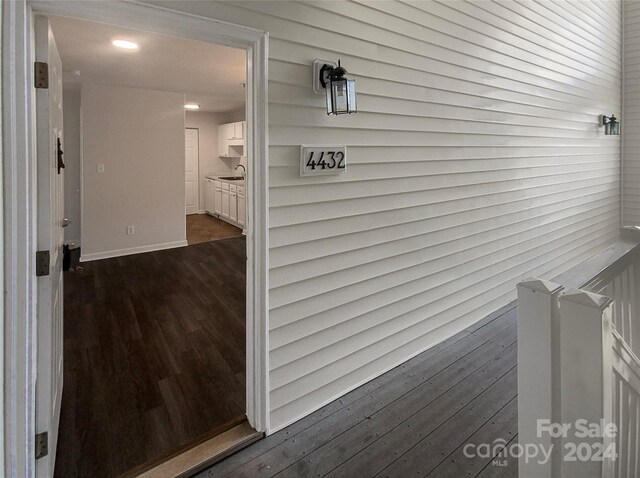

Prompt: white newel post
[
  {"left": 517, "top": 278, "right": 564, "bottom": 478},
  {"left": 558, "top": 289, "right": 614, "bottom": 478}
]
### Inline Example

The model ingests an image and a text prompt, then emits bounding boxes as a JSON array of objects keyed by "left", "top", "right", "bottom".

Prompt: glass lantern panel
[
  {"left": 325, "top": 86, "right": 333, "bottom": 115},
  {"left": 347, "top": 79, "right": 356, "bottom": 113},
  {"left": 332, "top": 79, "right": 348, "bottom": 113}
]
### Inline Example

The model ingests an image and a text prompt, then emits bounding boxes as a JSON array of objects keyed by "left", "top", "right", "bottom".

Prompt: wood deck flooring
[
  {"left": 197, "top": 303, "right": 519, "bottom": 478},
  {"left": 55, "top": 238, "right": 247, "bottom": 478}
]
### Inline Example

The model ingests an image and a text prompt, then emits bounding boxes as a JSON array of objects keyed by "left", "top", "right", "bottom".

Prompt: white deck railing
[
  {"left": 583, "top": 247, "right": 640, "bottom": 360},
  {"left": 517, "top": 239, "right": 640, "bottom": 478},
  {"left": 609, "top": 330, "right": 640, "bottom": 478}
]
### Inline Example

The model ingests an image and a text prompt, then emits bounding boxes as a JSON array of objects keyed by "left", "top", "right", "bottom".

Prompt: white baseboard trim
[{"left": 80, "top": 240, "right": 188, "bottom": 262}]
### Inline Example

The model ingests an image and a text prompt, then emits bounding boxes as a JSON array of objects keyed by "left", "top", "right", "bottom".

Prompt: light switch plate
[{"left": 97, "top": 164, "right": 105, "bottom": 174}]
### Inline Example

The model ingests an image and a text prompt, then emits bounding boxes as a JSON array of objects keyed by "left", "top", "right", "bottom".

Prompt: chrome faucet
[{"left": 235, "top": 164, "right": 246, "bottom": 177}]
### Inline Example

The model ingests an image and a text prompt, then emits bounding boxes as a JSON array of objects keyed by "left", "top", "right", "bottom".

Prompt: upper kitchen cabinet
[
  {"left": 231, "top": 121, "right": 243, "bottom": 141},
  {"left": 218, "top": 121, "right": 245, "bottom": 157}
]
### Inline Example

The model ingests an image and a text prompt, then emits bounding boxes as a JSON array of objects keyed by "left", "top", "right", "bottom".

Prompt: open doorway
[
  {"left": 2, "top": 2, "right": 268, "bottom": 476},
  {"left": 39, "top": 13, "right": 257, "bottom": 478}
]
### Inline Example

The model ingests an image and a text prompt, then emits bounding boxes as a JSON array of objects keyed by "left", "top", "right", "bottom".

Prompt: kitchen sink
[{"left": 218, "top": 176, "right": 245, "bottom": 181}]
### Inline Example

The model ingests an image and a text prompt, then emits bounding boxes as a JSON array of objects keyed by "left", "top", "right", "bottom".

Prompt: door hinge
[
  {"left": 57, "top": 137, "right": 65, "bottom": 174},
  {"left": 34, "top": 62, "right": 49, "bottom": 89},
  {"left": 35, "top": 431, "right": 48, "bottom": 459},
  {"left": 36, "top": 250, "right": 50, "bottom": 277}
]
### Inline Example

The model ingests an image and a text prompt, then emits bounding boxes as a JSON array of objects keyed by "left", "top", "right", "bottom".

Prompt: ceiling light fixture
[
  {"left": 112, "top": 39, "right": 139, "bottom": 50},
  {"left": 184, "top": 104, "right": 200, "bottom": 110}
]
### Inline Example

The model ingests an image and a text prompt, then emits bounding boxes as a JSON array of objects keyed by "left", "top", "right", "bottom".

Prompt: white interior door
[
  {"left": 35, "top": 15, "right": 65, "bottom": 478},
  {"left": 185, "top": 128, "right": 199, "bottom": 215}
]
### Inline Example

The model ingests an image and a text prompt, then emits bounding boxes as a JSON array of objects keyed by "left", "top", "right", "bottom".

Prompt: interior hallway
[{"left": 56, "top": 237, "right": 247, "bottom": 478}]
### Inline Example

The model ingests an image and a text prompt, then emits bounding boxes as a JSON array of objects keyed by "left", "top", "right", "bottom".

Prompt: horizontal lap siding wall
[
  {"left": 625, "top": 0, "right": 640, "bottom": 225},
  {"left": 151, "top": 0, "right": 622, "bottom": 431}
]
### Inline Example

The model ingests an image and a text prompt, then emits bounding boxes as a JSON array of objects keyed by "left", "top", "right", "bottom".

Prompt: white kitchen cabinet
[
  {"left": 206, "top": 177, "right": 246, "bottom": 229},
  {"left": 229, "top": 189, "right": 237, "bottom": 222},
  {"left": 233, "top": 121, "right": 244, "bottom": 141},
  {"left": 204, "top": 179, "right": 215, "bottom": 213},
  {"left": 221, "top": 182, "right": 230, "bottom": 218},
  {"left": 218, "top": 121, "right": 245, "bottom": 156},
  {"left": 213, "top": 180, "right": 222, "bottom": 215},
  {"left": 237, "top": 186, "right": 246, "bottom": 228}
]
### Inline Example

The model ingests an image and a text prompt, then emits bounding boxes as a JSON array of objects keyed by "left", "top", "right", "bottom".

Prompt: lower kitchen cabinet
[
  {"left": 204, "top": 177, "right": 246, "bottom": 229},
  {"left": 205, "top": 179, "right": 216, "bottom": 213},
  {"left": 237, "top": 186, "right": 246, "bottom": 228},
  {"left": 214, "top": 181, "right": 222, "bottom": 215},
  {"left": 221, "top": 182, "right": 230, "bottom": 218},
  {"left": 229, "top": 188, "right": 238, "bottom": 222}
]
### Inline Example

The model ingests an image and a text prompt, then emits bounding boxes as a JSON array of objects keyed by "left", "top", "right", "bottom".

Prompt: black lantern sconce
[
  {"left": 313, "top": 59, "right": 357, "bottom": 115},
  {"left": 601, "top": 114, "right": 620, "bottom": 135}
]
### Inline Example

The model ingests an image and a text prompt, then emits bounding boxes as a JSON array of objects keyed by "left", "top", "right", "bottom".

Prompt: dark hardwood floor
[
  {"left": 187, "top": 214, "right": 243, "bottom": 245},
  {"left": 55, "top": 238, "right": 247, "bottom": 478},
  {"left": 197, "top": 303, "right": 519, "bottom": 478}
]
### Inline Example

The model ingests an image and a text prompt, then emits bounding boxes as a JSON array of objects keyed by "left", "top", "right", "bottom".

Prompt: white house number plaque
[{"left": 300, "top": 146, "right": 347, "bottom": 177}]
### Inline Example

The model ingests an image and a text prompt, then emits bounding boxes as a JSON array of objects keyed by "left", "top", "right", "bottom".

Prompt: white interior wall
[
  {"left": 81, "top": 83, "right": 187, "bottom": 260},
  {"left": 221, "top": 107, "right": 246, "bottom": 124},
  {"left": 624, "top": 1, "right": 640, "bottom": 226},
  {"left": 148, "top": 0, "right": 622, "bottom": 432},
  {"left": 62, "top": 87, "right": 81, "bottom": 245},
  {"left": 185, "top": 111, "right": 241, "bottom": 210}
]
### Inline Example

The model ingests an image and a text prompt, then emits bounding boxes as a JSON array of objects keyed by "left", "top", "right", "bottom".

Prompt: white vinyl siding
[
  {"left": 151, "top": 0, "right": 622, "bottom": 431},
  {"left": 625, "top": 0, "right": 640, "bottom": 225}
]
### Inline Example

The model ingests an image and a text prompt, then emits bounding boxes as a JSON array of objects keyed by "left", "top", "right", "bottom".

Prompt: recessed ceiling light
[
  {"left": 112, "top": 40, "right": 138, "bottom": 50},
  {"left": 184, "top": 104, "right": 200, "bottom": 110}
]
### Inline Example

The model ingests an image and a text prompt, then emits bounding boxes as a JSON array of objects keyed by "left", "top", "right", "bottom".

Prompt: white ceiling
[{"left": 49, "top": 15, "right": 247, "bottom": 113}]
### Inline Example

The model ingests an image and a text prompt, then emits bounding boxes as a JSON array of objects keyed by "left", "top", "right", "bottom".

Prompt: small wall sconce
[
  {"left": 601, "top": 114, "right": 620, "bottom": 135},
  {"left": 313, "top": 59, "right": 357, "bottom": 115}
]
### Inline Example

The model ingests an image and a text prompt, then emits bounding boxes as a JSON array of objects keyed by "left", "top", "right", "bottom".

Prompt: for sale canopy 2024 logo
[{"left": 463, "top": 419, "right": 617, "bottom": 467}]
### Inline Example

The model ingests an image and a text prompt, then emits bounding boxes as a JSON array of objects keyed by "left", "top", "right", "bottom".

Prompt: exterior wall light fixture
[
  {"left": 601, "top": 114, "right": 620, "bottom": 135},
  {"left": 313, "top": 59, "right": 356, "bottom": 115}
]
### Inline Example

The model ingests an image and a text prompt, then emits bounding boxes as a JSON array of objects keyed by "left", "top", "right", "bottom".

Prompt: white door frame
[
  {"left": 185, "top": 127, "right": 200, "bottom": 215},
  {"left": 2, "top": 1, "right": 270, "bottom": 476}
]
